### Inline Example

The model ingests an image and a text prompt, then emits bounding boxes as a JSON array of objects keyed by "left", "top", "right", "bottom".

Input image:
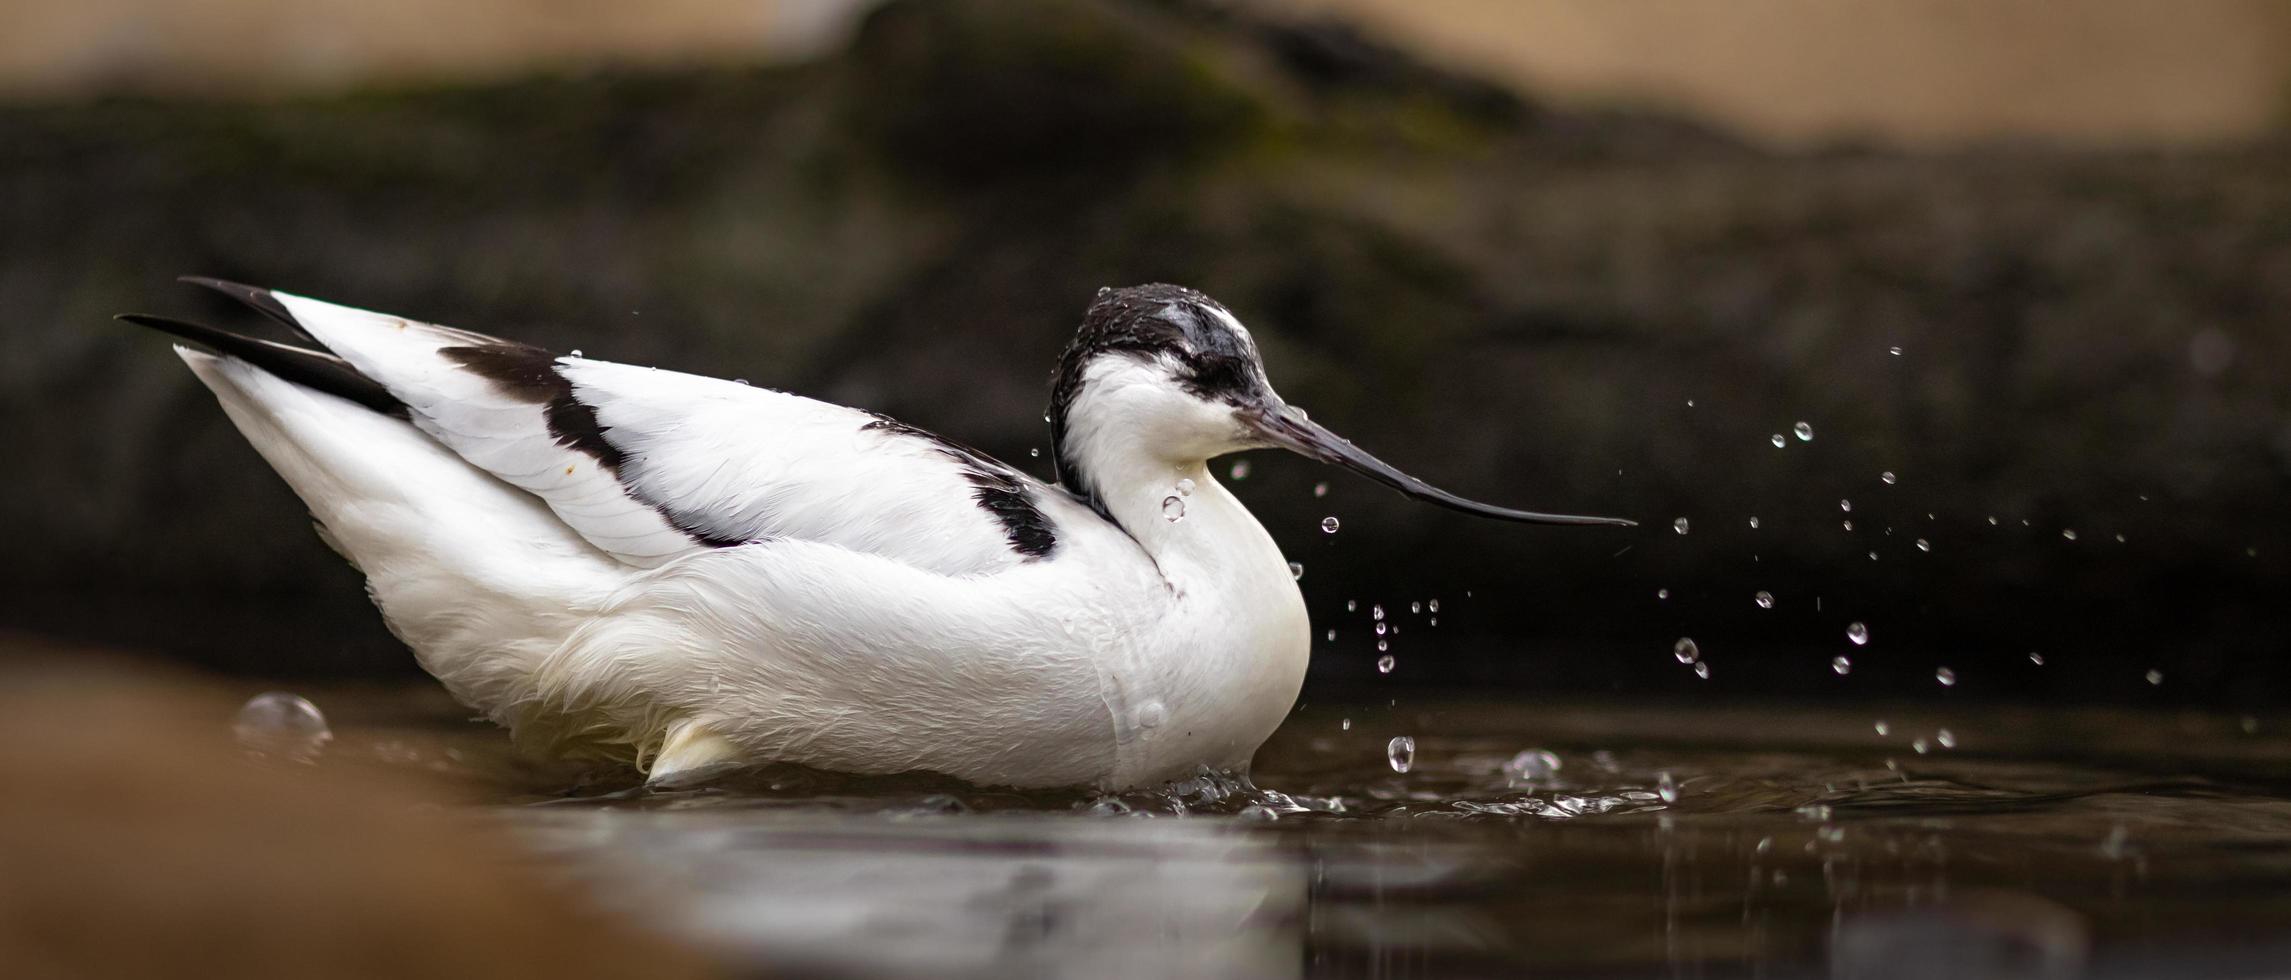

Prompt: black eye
[{"left": 1183, "top": 355, "right": 1253, "bottom": 401}]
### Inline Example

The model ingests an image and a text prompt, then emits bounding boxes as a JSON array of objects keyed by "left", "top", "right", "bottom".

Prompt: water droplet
[
  {"left": 1912, "top": 737, "right": 1931, "bottom": 754},
  {"left": 1346, "top": 600, "right": 1356, "bottom": 612},
  {"left": 1881, "top": 471, "right": 1898, "bottom": 485},
  {"left": 1408, "top": 602, "right": 1422, "bottom": 615},
  {"left": 1874, "top": 720, "right": 1890, "bottom": 736},
  {"left": 1375, "top": 622, "right": 1387, "bottom": 636},
  {"left": 1847, "top": 622, "right": 1869, "bottom": 645},
  {"left": 1889, "top": 345, "right": 1903, "bottom": 356},
  {"left": 2062, "top": 528, "right": 2078, "bottom": 541},
  {"left": 233, "top": 691, "right": 331, "bottom": 761},
  {"left": 1288, "top": 561, "right": 1304, "bottom": 581},
  {"left": 1915, "top": 538, "right": 1931, "bottom": 552},
  {"left": 1868, "top": 550, "right": 1879, "bottom": 561},
  {"left": 733, "top": 378, "right": 750, "bottom": 386},
  {"left": 1137, "top": 701, "right": 1167, "bottom": 728},
  {"left": 1340, "top": 718, "right": 1352, "bottom": 731},
  {"left": 1427, "top": 599, "right": 1440, "bottom": 613},
  {"left": 1693, "top": 662, "right": 1711, "bottom": 679},
  {"left": 1794, "top": 422, "right": 1814, "bottom": 441},
  {"left": 1755, "top": 590, "right": 1775, "bottom": 609},
  {"left": 1174, "top": 478, "right": 1195, "bottom": 497},
  {"left": 569, "top": 349, "right": 584, "bottom": 358},
  {"left": 1372, "top": 604, "right": 1385, "bottom": 621},
  {"left": 1656, "top": 771, "right": 1679, "bottom": 803},
  {"left": 1987, "top": 515, "right": 2000, "bottom": 525},
  {"left": 1832, "top": 656, "right": 1852, "bottom": 675},
  {"left": 1376, "top": 639, "right": 1388, "bottom": 653},
  {"left": 1936, "top": 667, "right": 1957, "bottom": 687},
  {"left": 1376, "top": 654, "right": 1395, "bottom": 674},
  {"left": 1673, "top": 638, "right": 1700, "bottom": 664},
  {"left": 1324, "top": 629, "right": 1336, "bottom": 642},
  {"left": 1935, "top": 728, "right": 1956, "bottom": 749},
  {"left": 1229, "top": 460, "right": 1250, "bottom": 480},
  {"left": 1428, "top": 617, "right": 1437, "bottom": 626},
  {"left": 1686, "top": 398, "right": 1696, "bottom": 407},
  {"left": 1504, "top": 749, "right": 1562, "bottom": 781},
  {"left": 1657, "top": 588, "right": 1670, "bottom": 600},
  {"left": 1312, "top": 482, "right": 1329, "bottom": 498},
  {"left": 1842, "top": 520, "right": 1855, "bottom": 531},
  {"left": 1387, "top": 736, "right": 1415, "bottom": 773},
  {"left": 2115, "top": 533, "right": 2126, "bottom": 543},
  {"left": 1162, "top": 496, "right": 1186, "bottom": 522},
  {"left": 2145, "top": 669, "right": 2164, "bottom": 686},
  {"left": 1771, "top": 433, "right": 1787, "bottom": 448},
  {"left": 1841, "top": 499, "right": 1853, "bottom": 513},
  {"left": 1673, "top": 517, "right": 1691, "bottom": 534},
  {"left": 1320, "top": 516, "right": 1340, "bottom": 533},
  {"left": 1029, "top": 447, "right": 1040, "bottom": 457}
]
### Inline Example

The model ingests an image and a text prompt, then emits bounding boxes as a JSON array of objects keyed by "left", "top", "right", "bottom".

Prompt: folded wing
[{"left": 249, "top": 287, "right": 1061, "bottom": 574}]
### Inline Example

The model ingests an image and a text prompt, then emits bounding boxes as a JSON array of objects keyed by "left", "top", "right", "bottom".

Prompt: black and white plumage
[{"left": 127, "top": 280, "right": 1629, "bottom": 789}]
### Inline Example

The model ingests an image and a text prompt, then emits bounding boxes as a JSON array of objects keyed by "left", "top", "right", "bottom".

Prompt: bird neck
[{"left": 1062, "top": 439, "right": 1284, "bottom": 593}]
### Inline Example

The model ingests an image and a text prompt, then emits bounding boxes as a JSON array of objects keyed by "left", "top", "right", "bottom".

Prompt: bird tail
[{"left": 147, "top": 330, "right": 621, "bottom": 717}]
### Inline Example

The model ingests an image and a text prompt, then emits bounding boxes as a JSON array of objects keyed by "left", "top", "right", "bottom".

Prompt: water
[{"left": 289, "top": 689, "right": 2291, "bottom": 978}]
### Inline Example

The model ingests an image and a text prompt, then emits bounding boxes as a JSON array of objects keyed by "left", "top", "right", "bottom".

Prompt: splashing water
[
  {"left": 1504, "top": 749, "right": 1562, "bottom": 782},
  {"left": 233, "top": 691, "right": 332, "bottom": 762}
]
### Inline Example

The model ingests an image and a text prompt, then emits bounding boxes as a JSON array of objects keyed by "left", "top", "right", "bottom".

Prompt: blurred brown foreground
[{"left": 0, "top": 636, "right": 722, "bottom": 980}]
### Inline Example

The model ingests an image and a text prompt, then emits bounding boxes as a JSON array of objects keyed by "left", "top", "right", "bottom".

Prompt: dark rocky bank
[{"left": 3, "top": 0, "right": 2286, "bottom": 704}]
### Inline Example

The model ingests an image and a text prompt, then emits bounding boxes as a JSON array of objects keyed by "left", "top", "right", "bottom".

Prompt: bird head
[{"left": 1049, "top": 284, "right": 1633, "bottom": 528}]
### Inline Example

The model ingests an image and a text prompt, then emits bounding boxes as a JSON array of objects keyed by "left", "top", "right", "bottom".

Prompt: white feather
[{"left": 171, "top": 293, "right": 1314, "bottom": 790}]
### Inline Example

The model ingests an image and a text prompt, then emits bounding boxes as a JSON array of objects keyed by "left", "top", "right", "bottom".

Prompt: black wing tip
[
  {"left": 176, "top": 275, "right": 301, "bottom": 332},
  {"left": 117, "top": 311, "right": 408, "bottom": 418}
]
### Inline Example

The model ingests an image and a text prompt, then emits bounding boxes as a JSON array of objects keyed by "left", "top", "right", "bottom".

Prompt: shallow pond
[{"left": 307, "top": 688, "right": 2291, "bottom": 979}]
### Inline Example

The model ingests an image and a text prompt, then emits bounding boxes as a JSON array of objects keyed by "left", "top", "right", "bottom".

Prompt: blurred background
[{"left": 5, "top": 0, "right": 2288, "bottom": 706}]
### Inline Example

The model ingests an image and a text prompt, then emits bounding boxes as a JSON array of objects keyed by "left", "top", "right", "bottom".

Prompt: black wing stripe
[
  {"left": 863, "top": 416, "right": 1057, "bottom": 560},
  {"left": 441, "top": 341, "right": 747, "bottom": 549}
]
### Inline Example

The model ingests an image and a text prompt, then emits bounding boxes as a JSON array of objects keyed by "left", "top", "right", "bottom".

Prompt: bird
[{"left": 122, "top": 279, "right": 1632, "bottom": 790}]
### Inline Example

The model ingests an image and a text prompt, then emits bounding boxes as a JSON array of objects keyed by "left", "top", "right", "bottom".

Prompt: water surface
[{"left": 315, "top": 689, "right": 2291, "bottom": 978}]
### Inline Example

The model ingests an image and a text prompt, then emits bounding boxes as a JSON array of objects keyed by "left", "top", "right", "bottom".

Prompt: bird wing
[{"left": 252, "top": 287, "right": 1063, "bottom": 573}]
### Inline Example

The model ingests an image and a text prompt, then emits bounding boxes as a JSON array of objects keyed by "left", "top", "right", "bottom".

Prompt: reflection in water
[{"left": 323, "top": 690, "right": 2291, "bottom": 978}]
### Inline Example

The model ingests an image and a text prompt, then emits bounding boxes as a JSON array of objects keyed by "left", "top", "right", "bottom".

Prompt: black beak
[{"left": 1245, "top": 404, "right": 1635, "bottom": 527}]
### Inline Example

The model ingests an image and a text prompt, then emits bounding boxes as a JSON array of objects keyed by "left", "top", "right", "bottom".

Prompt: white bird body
[{"left": 136, "top": 281, "right": 1622, "bottom": 789}]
